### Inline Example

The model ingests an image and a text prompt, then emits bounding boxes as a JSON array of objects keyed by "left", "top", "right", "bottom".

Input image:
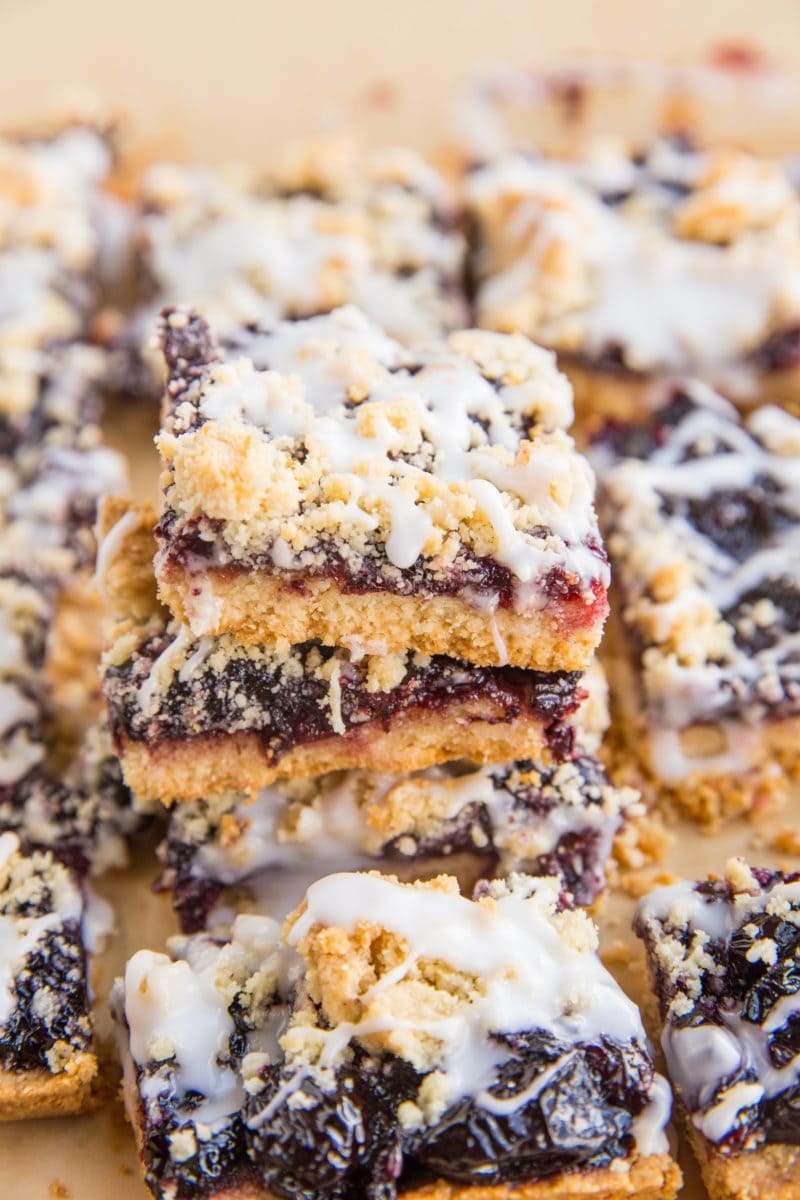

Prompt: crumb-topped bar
[
  {"left": 0, "top": 831, "right": 97, "bottom": 1119},
  {"left": 115, "top": 871, "right": 679, "bottom": 1200},
  {"left": 591, "top": 383, "right": 800, "bottom": 824},
  {"left": 153, "top": 305, "right": 609, "bottom": 671},
  {"left": 466, "top": 135, "right": 800, "bottom": 416},
  {"left": 159, "top": 754, "right": 638, "bottom": 932},
  {"left": 110, "top": 137, "right": 468, "bottom": 396},
  {"left": 100, "top": 501, "right": 589, "bottom": 804},
  {"left": 0, "top": 121, "right": 112, "bottom": 355},
  {"left": 635, "top": 858, "right": 800, "bottom": 1199}
]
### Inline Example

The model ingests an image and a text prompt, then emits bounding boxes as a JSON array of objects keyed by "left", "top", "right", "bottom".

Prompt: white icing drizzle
[
  {"left": 638, "top": 870, "right": 800, "bottom": 1143},
  {"left": 594, "top": 385, "right": 800, "bottom": 772},
  {"left": 467, "top": 140, "right": 800, "bottom": 375},
  {"left": 136, "top": 146, "right": 467, "bottom": 352},
  {"left": 125, "top": 948, "right": 243, "bottom": 1124}
]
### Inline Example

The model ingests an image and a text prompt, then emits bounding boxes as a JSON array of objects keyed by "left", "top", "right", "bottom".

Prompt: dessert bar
[
  {"left": 115, "top": 870, "right": 679, "bottom": 1200},
  {"left": 159, "top": 753, "right": 638, "bottom": 932},
  {"left": 0, "top": 831, "right": 98, "bottom": 1118},
  {"left": 154, "top": 305, "right": 609, "bottom": 671},
  {"left": 591, "top": 382, "right": 800, "bottom": 824},
  {"left": 109, "top": 138, "right": 468, "bottom": 396},
  {"left": 466, "top": 135, "right": 800, "bottom": 417},
  {"left": 0, "top": 119, "right": 112, "bottom": 355},
  {"left": 636, "top": 858, "right": 800, "bottom": 1199},
  {"left": 100, "top": 501, "right": 589, "bottom": 804}
]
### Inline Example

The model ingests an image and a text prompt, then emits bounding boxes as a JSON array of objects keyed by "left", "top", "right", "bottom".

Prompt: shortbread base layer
[
  {"left": 115, "top": 706, "right": 561, "bottom": 804},
  {"left": 564, "top": 361, "right": 800, "bottom": 436},
  {"left": 0, "top": 1052, "right": 97, "bottom": 1120},
  {"left": 156, "top": 564, "right": 606, "bottom": 672},
  {"left": 602, "top": 615, "right": 799, "bottom": 829}
]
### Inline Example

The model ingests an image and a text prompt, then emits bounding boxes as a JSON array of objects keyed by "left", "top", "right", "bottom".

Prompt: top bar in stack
[
  {"left": 153, "top": 305, "right": 609, "bottom": 671},
  {"left": 466, "top": 135, "right": 800, "bottom": 417}
]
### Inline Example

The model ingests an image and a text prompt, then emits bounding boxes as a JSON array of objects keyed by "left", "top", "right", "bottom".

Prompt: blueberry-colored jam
[{"left": 105, "top": 634, "right": 583, "bottom": 760}]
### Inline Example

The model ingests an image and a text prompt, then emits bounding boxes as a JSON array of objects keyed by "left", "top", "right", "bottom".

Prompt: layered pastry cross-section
[
  {"left": 100, "top": 501, "right": 588, "bottom": 804},
  {"left": 636, "top": 858, "right": 800, "bottom": 1200},
  {"left": 466, "top": 135, "right": 800, "bottom": 417},
  {"left": 591, "top": 382, "right": 800, "bottom": 824},
  {"left": 0, "top": 831, "right": 98, "bottom": 1119},
  {"left": 115, "top": 870, "right": 680, "bottom": 1200},
  {"left": 153, "top": 304, "right": 609, "bottom": 670}
]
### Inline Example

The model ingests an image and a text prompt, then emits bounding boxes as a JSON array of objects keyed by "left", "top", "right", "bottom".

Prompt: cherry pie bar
[
  {"left": 636, "top": 858, "right": 800, "bottom": 1199},
  {"left": 159, "top": 753, "right": 638, "bottom": 932},
  {"left": 0, "top": 831, "right": 98, "bottom": 1119},
  {"left": 590, "top": 382, "right": 800, "bottom": 824},
  {"left": 109, "top": 138, "right": 468, "bottom": 397},
  {"left": 153, "top": 305, "right": 609, "bottom": 671},
  {"left": 466, "top": 135, "right": 800, "bottom": 418},
  {"left": 115, "top": 871, "right": 680, "bottom": 1200}
]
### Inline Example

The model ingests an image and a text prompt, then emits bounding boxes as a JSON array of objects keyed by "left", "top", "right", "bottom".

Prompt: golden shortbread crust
[{"left": 157, "top": 563, "right": 604, "bottom": 671}]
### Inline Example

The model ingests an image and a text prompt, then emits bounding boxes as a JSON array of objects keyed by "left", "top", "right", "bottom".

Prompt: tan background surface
[{"left": 2, "top": 1, "right": 800, "bottom": 1196}]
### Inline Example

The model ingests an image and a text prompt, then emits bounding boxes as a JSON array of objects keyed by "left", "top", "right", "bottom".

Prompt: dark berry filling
[{"left": 104, "top": 634, "right": 583, "bottom": 761}]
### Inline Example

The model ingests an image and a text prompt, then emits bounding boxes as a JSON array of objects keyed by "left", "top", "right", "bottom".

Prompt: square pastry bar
[
  {"left": 0, "top": 831, "right": 100, "bottom": 1119},
  {"left": 159, "top": 745, "right": 638, "bottom": 932},
  {"left": 0, "top": 562, "right": 143, "bottom": 875},
  {"left": 0, "top": 116, "right": 113, "bottom": 356},
  {"left": 635, "top": 858, "right": 800, "bottom": 1200},
  {"left": 154, "top": 305, "right": 609, "bottom": 671},
  {"left": 99, "top": 502, "right": 590, "bottom": 804},
  {"left": 466, "top": 134, "right": 800, "bottom": 418},
  {"left": 590, "top": 383, "right": 800, "bottom": 825},
  {"left": 109, "top": 138, "right": 467, "bottom": 396},
  {"left": 114, "top": 870, "right": 680, "bottom": 1200}
]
